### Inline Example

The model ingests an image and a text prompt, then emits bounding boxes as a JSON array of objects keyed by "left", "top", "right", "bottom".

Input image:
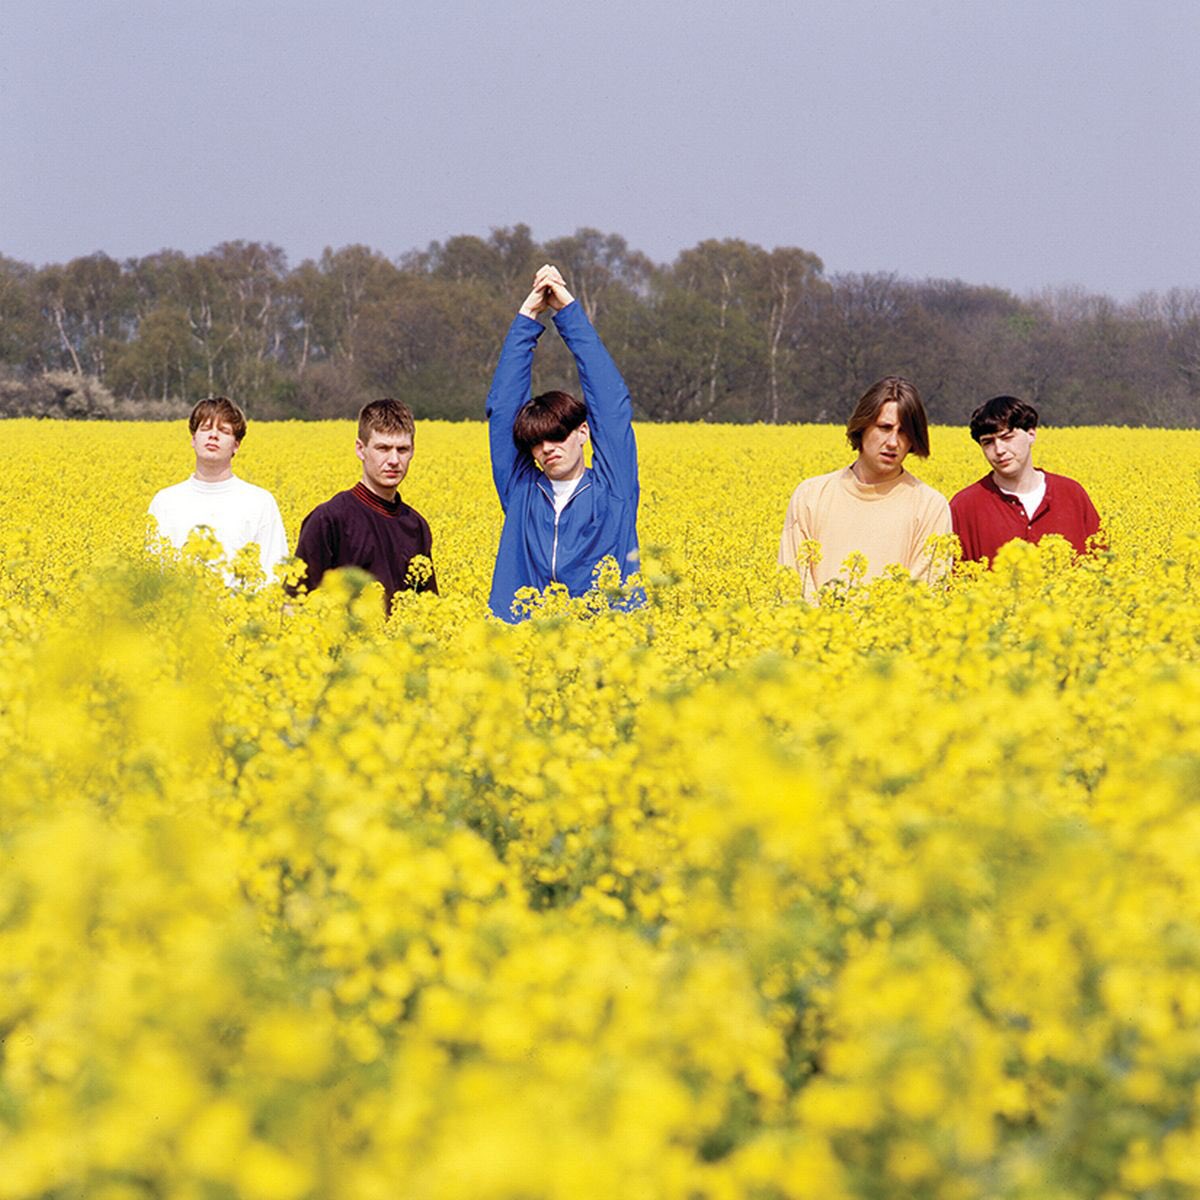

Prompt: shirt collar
[{"left": 352, "top": 481, "right": 403, "bottom": 516}]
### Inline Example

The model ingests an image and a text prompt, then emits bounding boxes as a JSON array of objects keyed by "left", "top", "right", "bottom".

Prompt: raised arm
[
  {"left": 485, "top": 280, "right": 548, "bottom": 506},
  {"left": 539, "top": 267, "right": 637, "bottom": 500}
]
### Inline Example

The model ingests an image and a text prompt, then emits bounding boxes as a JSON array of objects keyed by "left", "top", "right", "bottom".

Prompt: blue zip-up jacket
[{"left": 486, "top": 301, "right": 640, "bottom": 621}]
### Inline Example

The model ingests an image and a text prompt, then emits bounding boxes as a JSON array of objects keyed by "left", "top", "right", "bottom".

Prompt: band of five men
[{"left": 148, "top": 263, "right": 1102, "bottom": 624}]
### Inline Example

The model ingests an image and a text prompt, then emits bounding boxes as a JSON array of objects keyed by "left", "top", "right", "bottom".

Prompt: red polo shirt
[{"left": 950, "top": 471, "right": 1100, "bottom": 564}]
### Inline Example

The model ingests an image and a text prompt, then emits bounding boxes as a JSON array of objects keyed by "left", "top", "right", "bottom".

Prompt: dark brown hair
[
  {"left": 969, "top": 395, "right": 1039, "bottom": 443},
  {"left": 358, "top": 398, "right": 415, "bottom": 444},
  {"left": 189, "top": 397, "right": 246, "bottom": 443},
  {"left": 845, "top": 376, "right": 931, "bottom": 458},
  {"left": 512, "top": 391, "right": 587, "bottom": 453}
]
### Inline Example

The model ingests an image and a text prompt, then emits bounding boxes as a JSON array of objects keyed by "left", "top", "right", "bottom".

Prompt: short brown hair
[
  {"left": 512, "top": 391, "right": 587, "bottom": 453},
  {"left": 358, "top": 398, "right": 415, "bottom": 444},
  {"left": 189, "top": 397, "right": 246, "bottom": 443},
  {"left": 846, "top": 376, "right": 931, "bottom": 458}
]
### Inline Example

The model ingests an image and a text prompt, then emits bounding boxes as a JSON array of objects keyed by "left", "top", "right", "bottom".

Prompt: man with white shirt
[
  {"left": 486, "top": 263, "right": 640, "bottom": 621},
  {"left": 950, "top": 395, "right": 1100, "bottom": 564},
  {"left": 148, "top": 397, "right": 289, "bottom": 579}
]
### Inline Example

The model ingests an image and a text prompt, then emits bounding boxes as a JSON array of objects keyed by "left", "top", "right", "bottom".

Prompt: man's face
[
  {"left": 856, "top": 400, "right": 911, "bottom": 483},
  {"left": 978, "top": 425, "right": 1036, "bottom": 481},
  {"left": 191, "top": 417, "right": 239, "bottom": 468},
  {"left": 356, "top": 428, "right": 414, "bottom": 496},
  {"left": 531, "top": 422, "right": 589, "bottom": 482}
]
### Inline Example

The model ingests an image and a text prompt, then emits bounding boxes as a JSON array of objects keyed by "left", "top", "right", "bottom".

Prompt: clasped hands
[{"left": 519, "top": 264, "right": 575, "bottom": 319}]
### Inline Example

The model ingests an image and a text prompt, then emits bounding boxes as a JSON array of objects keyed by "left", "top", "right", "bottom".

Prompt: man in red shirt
[{"left": 950, "top": 395, "right": 1101, "bottom": 564}]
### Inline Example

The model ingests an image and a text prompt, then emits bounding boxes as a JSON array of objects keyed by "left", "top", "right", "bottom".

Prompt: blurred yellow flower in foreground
[{"left": 1, "top": 419, "right": 1199, "bottom": 1197}]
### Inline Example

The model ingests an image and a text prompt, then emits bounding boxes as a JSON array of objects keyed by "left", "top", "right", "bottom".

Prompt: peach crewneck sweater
[{"left": 778, "top": 465, "right": 951, "bottom": 599}]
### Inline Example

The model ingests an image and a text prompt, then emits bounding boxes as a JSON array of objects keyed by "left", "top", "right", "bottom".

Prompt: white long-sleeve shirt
[{"left": 148, "top": 475, "right": 289, "bottom": 577}]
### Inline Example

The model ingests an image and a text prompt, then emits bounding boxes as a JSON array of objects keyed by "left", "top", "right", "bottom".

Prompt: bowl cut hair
[
  {"left": 189, "top": 396, "right": 247, "bottom": 444},
  {"left": 512, "top": 390, "right": 587, "bottom": 453},
  {"left": 358, "top": 398, "right": 415, "bottom": 444},
  {"left": 845, "top": 376, "right": 931, "bottom": 458},
  {"left": 969, "top": 395, "right": 1040, "bottom": 443}
]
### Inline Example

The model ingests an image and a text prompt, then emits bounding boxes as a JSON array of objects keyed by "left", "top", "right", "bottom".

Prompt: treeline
[{"left": 2, "top": 224, "right": 1199, "bottom": 425}]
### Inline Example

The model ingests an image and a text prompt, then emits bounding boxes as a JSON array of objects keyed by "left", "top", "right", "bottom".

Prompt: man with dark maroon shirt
[
  {"left": 950, "top": 395, "right": 1100, "bottom": 564},
  {"left": 294, "top": 399, "right": 437, "bottom": 607}
]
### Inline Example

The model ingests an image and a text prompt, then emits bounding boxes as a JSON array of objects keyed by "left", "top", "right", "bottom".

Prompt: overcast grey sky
[{"left": 3, "top": 1, "right": 1196, "bottom": 299}]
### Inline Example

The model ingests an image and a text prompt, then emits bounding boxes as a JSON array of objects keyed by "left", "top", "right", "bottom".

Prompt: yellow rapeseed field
[{"left": 3, "top": 418, "right": 1200, "bottom": 1199}]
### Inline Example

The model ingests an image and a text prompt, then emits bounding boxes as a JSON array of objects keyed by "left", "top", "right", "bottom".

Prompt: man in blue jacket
[{"left": 486, "top": 263, "right": 640, "bottom": 621}]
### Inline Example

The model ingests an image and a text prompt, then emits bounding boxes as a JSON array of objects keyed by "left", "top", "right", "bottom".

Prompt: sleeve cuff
[
  {"left": 513, "top": 313, "right": 547, "bottom": 337},
  {"left": 551, "top": 300, "right": 585, "bottom": 331}
]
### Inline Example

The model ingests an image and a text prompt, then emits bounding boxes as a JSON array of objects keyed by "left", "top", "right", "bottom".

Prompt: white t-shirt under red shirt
[
  {"left": 148, "top": 475, "right": 289, "bottom": 577},
  {"left": 997, "top": 471, "right": 1047, "bottom": 520}
]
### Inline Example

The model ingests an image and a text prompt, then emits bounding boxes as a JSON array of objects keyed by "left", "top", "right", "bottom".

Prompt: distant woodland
[{"left": 2, "top": 225, "right": 1199, "bottom": 425}]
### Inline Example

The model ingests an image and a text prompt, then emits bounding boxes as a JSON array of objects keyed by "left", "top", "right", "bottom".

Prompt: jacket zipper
[{"left": 538, "top": 479, "right": 592, "bottom": 582}]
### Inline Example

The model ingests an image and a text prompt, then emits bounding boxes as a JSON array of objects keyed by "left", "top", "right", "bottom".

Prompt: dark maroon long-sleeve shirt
[{"left": 295, "top": 483, "right": 437, "bottom": 604}]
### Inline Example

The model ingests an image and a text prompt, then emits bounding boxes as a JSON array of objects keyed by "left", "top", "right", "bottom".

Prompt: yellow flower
[{"left": 3, "top": 418, "right": 1200, "bottom": 1197}]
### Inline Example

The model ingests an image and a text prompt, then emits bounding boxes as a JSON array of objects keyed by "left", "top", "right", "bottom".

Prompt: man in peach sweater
[{"left": 778, "top": 377, "right": 952, "bottom": 600}]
